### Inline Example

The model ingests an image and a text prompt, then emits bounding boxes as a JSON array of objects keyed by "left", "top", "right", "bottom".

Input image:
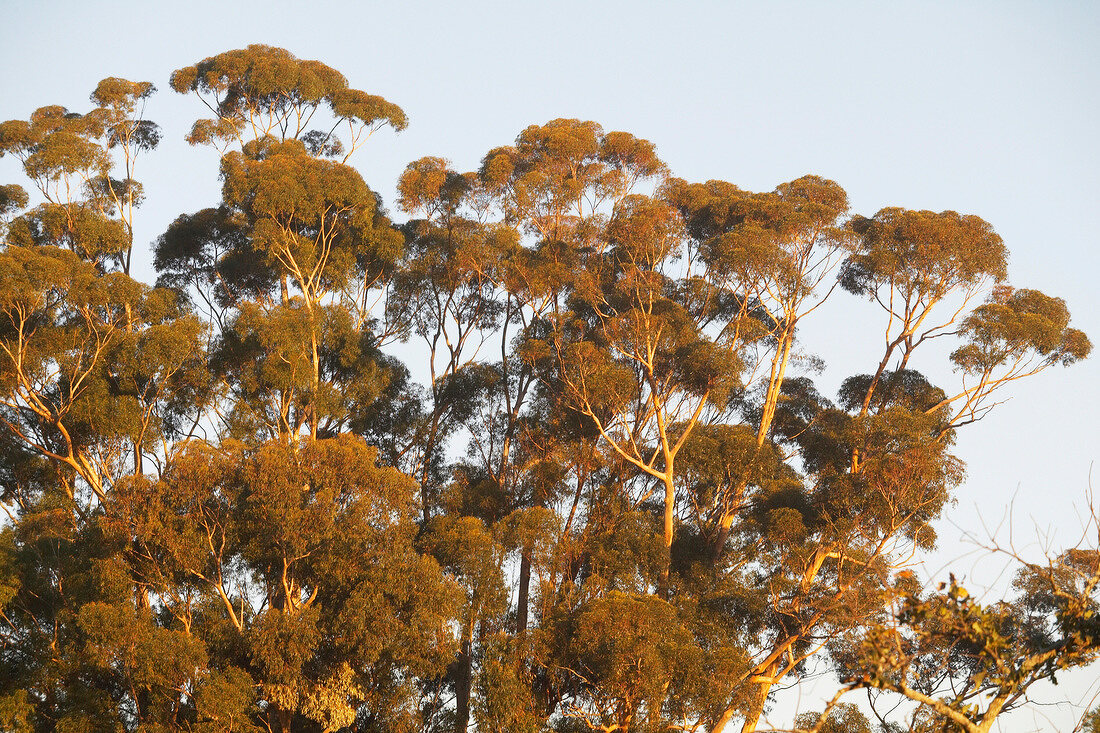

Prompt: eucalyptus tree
[
  {"left": 0, "top": 78, "right": 224, "bottom": 733},
  {"left": 169, "top": 44, "right": 405, "bottom": 158},
  {"left": 0, "top": 77, "right": 159, "bottom": 274},
  {"left": 0, "top": 47, "right": 437, "bottom": 733},
  {"left": 652, "top": 195, "right": 1089, "bottom": 732},
  {"left": 391, "top": 156, "right": 507, "bottom": 519},
  {"left": 160, "top": 45, "right": 406, "bottom": 441},
  {"left": 841, "top": 208, "right": 1008, "bottom": 420},
  {"left": 103, "top": 434, "right": 462, "bottom": 733},
  {"left": 0, "top": 247, "right": 206, "bottom": 498},
  {"left": 440, "top": 119, "right": 1092, "bottom": 732},
  {"left": 841, "top": 542, "right": 1100, "bottom": 733},
  {"left": 441, "top": 122, "right": 838, "bottom": 730},
  {"left": 479, "top": 119, "right": 723, "bottom": 601},
  {"left": 0, "top": 78, "right": 205, "bottom": 493},
  {"left": 0, "top": 50, "right": 1093, "bottom": 733},
  {"left": 666, "top": 174, "right": 852, "bottom": 557}
]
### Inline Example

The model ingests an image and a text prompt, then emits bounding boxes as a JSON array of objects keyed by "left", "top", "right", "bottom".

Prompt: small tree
[{"left": 840, "top": 518, "right": 1100, "bottom": 733}]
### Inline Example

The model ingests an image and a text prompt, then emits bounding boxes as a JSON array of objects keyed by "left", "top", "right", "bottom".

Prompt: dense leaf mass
[{"left": 0, "top": 47, "right": 1096, "bottom": 733}]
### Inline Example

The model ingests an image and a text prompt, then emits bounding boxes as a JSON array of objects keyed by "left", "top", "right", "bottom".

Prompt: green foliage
[
  {"left": 842, "top": 208, "right": 1007, "bottom": 298},
  {"left": 220, "top": 138, "right": 401, "bottom": 288},
  {"left": 1083, "top": 705, "right": 1100, "bottom": 733},
  {"left": 170, "top": 44, "right": 406, "bottom": 153},
  {"left": 0, "top": 46, "right": 1094, "bottom": 733},
  {"left": 0, "top": 77, "right": 159, "bottom": 274},
  {"left": 952, "top": 285, "right": 1092, "bottom": 372},
  {"left": 794, "top": 703, "right": 873, "bottom": 733},
  {"left": 848, "top": 563, "right": 1100, "bottom": 733}
]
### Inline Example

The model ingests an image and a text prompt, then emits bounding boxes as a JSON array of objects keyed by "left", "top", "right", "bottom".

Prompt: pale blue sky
[{"left": 3, "top": 1, "right": 1099, "bottom": 724}]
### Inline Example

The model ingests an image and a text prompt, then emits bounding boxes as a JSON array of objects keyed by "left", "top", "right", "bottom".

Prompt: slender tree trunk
[
  {"left": 658, "top": 471, "right": 675, "bottom": 598},
  {"left": 516, "top": 543, "right": 532, "bottom": 633},
  {"left": 454, "top": 623, "right": 474, "bottom": 733},
  {"left": 740, "top": 672, "right": 776, "bottom": 733},
  {"left": 758, "top": 330, "right": 795, "bottom": 446},
  {"left": 713, "top": 474, "right": 753, "bottom": 560},
  {"left": 859, "top": 329, "right": 911, "bottom": 417},
  {"left": 714, "top": 508, "right": 737, "bottom": 561},
  {"left": 420, "top": 406, "right": 446, "bottom": 527},
  {"left": 711, "top": 705, "right": 736, "bottom": 733},
  {"left": 136, "top": 584, "right": 150, "bottom": 610}
]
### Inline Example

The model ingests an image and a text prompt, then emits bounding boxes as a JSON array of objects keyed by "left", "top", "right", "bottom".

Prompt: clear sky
[{"left": 3, "top": 1, "right": 1099, "bottom": 728}]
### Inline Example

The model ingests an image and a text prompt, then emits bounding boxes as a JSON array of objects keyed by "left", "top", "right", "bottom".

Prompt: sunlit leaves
[
  {"left": 102, "top": 435, "right": 461, "bottom": 729},
  {"left": 171, "top": 44, "right": 406, "bottom": 152},
  {"left": 0, "top": 78, "right": 159, "bottom": 274},
  {"left": 850, "top": 569, "right": 1100, "bottom": 733},
  {"left": 8, "top": 203, "right": 129, "bottom": 262},
  {"left": 0, "top": 49, "right": 1094, "bottom": 733},
  {"left": 0, "top": 246, "right": 205, "bottom": 498},
  {"left": 554, "top": 592, "right": 700, "bottom": 729},
  {"left": 221, "top": 139, "right": 401, "bottom": 289},
  {"left": 953, "top": 286, "right": 1092, "bottom": 373},
  {"left": 842, "top": 207, "right": 1007, "bottom": 299}
]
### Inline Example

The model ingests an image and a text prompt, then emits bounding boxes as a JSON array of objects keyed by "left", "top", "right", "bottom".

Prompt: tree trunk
[
  {"left": 711, "top": 706, "right": 736, "bottom": 733},
  {"left": 454, "top": 626, "right": 474, "bottom": 733},
  {"left": 714, "top": 510, "right": 736, "bottom": 561},
  {"left": 516, "top": 542, "right": 532, "bottom": 633},
  {"left": 758, "top": 331, "right": 794, "bottom": 445},
  {"left": 740, "top": 672, "right": 775, "bottom": 733},
  {"left": 658, "top": 471, "right": 676, "bottom": 598},
  {"left": 712, "top": 476, "right": 752, "bottom": 561}
]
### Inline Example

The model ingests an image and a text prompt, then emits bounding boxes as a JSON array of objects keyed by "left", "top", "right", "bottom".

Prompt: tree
[
  {"left": 162, "top": 45, "right": 406, "bottom": 442},
  {"left": 0, "top": 77, "right": 160, "bottom": 274},
  {"left": 101, "top": 434, "right": 462, "bottom": 732},
  {"left": 794, "top": 703, "right": 873, "bottom": 733},
  {"left": 0, "top": 46, "right": 1093, "bottom": 733},
  {"left": 841, "top": 539, "right": 1100, "bottom": 733}
]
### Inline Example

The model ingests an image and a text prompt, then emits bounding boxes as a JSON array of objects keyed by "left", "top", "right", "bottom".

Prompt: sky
[{"left": 2, "top": 1, "right": 1099, "bottom": 728}]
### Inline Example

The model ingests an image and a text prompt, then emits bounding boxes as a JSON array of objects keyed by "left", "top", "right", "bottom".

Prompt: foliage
[
  {"left": 0, "top": 45, "right": 1093, "bottom": 733},
  {"left": 840, "top": 544, "right": 1100, "bottom": 733}
]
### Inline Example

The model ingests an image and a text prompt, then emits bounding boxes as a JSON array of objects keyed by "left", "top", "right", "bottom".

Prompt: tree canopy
[{"left": 0, "top": 46, "right": 1095, "bottom": 733}]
